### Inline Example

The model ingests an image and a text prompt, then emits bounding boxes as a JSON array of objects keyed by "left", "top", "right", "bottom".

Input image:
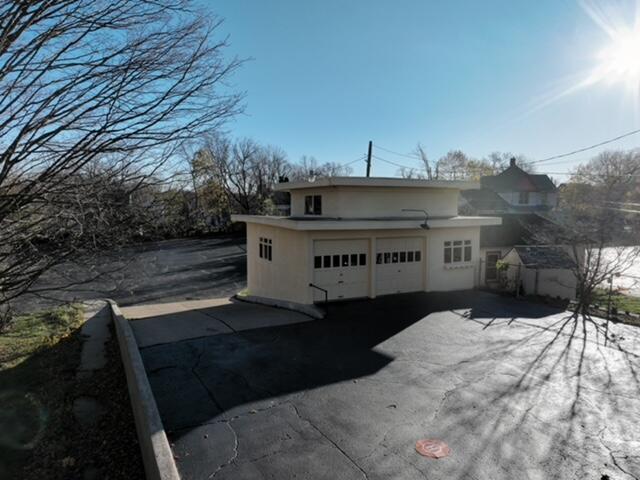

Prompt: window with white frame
[
  {"left": 304, "top": 195, "right": 322, "bottom": 215},
  {"left": 444, "top": 240, "right": 472, "bottom": 264},
  {"left": 259, "top": 237, "right": 272, "bottom": 261}
]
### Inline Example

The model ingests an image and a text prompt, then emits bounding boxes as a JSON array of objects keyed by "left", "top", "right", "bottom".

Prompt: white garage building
[{"left": 232, "top": 177, "right": 501, "bottom": 306}]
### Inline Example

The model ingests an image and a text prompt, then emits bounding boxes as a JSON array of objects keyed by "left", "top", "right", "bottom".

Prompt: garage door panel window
[
  {"left": 444, "top": 240, "right": 471, "bottom": 265},
  {"left": 259, "top": 237, "right": 272, "bottom": 261},
  {"left": 315, "top": 252, "right": 367, "bottom": 269},
  {"left": 378, "top": 250, "right": 422, "bottom": 264}
]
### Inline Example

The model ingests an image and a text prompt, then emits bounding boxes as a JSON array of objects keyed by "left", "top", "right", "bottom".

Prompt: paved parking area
[
  {"left": 16, "top": 236, "right": 246, "bottom": 313},
  {"left": 141, "top": 291, "right": 640, "bottom": 480}
]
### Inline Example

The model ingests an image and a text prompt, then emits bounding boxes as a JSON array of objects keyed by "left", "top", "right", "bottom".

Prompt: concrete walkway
[
  {"left": 73, "top": 301, "right": 111, "bottom": 429},
  {"left": 122, "top": 298, "right": 313, "bottom": 348}
]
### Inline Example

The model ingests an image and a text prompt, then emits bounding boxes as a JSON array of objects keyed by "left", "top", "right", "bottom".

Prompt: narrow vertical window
[
  {"left": 259, "top": 237, "right": 273, "bottom": 261},
  {"left": 464, "top": 240, "right": 472, "bottom": 262}
]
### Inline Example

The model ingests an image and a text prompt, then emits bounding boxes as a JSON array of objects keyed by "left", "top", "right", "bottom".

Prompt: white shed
[{"left": 502, "top": 245, "right": 577, "bottom": 300}]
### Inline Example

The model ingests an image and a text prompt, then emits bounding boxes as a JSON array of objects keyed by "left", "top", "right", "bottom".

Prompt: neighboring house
[
  {"left": 478, "top": 157, "right": 558, "bottom": 212},
  {"left": 459, "top": 159, "right": 565, "bottom": 288},
  {"left": 232, "top": 177, "right": 500, "bottom": 306},
  {"left": 501, "top": 246, "right": 577, "bottom": 300}
]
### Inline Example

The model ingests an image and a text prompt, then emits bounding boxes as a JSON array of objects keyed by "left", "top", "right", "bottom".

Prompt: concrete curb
[
  {"left": 234, "top": 294, "right": 325, "bottom": 319},
  {"left": 108, "top": 300, "right": 180, "bottom": 480}
]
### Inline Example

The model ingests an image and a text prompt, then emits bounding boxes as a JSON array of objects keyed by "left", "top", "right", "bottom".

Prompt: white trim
[
  {"left": 232, "top": 214, "right": 501, "bottom": 231},
  {"left": 274, "top": 176, "right": 479, "bottom": 191}
]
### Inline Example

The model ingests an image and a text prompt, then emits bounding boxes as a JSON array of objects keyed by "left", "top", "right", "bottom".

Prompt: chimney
[{"left": 509, "top": 157, "right": 516, "bottom": 167}]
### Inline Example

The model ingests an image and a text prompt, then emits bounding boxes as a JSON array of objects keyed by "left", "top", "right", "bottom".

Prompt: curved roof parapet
[{"left": 274, "top": 176, "right": 480, "bottom": 191}]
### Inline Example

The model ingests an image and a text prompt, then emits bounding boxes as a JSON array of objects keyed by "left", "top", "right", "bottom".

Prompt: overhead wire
[{"left": 531, "top": 128, "right": 640, "bottom": 165}]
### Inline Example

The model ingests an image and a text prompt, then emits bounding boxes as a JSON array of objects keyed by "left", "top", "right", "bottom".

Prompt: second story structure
[{"left": 232, "top": 177, "right": 501, "bottom": 307}]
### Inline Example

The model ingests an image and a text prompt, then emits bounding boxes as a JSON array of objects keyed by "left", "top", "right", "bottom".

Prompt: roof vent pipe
[{"left": 510, "top": 157, "right": 516, "bottom": 167}]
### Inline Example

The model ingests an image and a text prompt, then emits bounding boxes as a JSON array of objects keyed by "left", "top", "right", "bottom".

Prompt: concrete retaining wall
[{"left": 109, "top": 300, "right": 180, "bottom": 480}]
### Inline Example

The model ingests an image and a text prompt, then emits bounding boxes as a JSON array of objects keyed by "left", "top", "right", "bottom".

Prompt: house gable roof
[{"left": 480, "top": 163, "right": 556, "bottom": 193}]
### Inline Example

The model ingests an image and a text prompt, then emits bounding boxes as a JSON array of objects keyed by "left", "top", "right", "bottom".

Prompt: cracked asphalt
[{"left": 141, "top": 291, "right": 640, "bottom": 480}]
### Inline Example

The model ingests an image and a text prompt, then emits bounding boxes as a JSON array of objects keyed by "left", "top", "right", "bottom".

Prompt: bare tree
[
  {"left": 290, "top": 155, "right": 353, "bottom": 181},
  {"left": 534, "top": 150, "right": 640, "bottom": 316},
  {"left": 0, "top": 1, "right": 243, "bottom": 313},
  {"left": 201, "top": 136, "right": 290, "bottom": 215}
]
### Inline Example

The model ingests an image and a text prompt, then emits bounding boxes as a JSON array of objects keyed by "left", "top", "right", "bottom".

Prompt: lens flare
[{"left": 582, "top": 0, "right": 640, "bottom": 98}]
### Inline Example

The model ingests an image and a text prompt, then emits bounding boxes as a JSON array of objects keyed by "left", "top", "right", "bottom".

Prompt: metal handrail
[{"left": 308, "top": 283, "right": 328, "bottom": 304}]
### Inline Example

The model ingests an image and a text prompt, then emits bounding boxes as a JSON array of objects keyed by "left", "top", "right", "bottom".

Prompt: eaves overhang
[{"left": 231, "top": 215, "right": 502, "bottom": 231}]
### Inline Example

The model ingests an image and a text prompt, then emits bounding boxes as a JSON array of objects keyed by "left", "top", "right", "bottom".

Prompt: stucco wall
[
  {"left": 246, "top": 225, "right": 482, "bottom": 304},
  {"left": 425, "top": 227, "right": 480, "bottom": 292},
  {"left": 290, "top": 187, "right": 459, "bottom": 218},
  {"left": 246, "top": 223, "right": 311, "bottom": 304}
]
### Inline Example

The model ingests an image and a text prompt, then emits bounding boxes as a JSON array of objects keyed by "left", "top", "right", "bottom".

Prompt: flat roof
[
  {"left": 273, "top": 176, "right": 479, "bottom": 191},
  {"left": 232, "top": 214, "right": 501, "bottom": 231}
]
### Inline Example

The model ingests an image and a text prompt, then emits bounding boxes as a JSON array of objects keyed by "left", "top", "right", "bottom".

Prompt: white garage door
[
  {"left": 375, "top": 237, "right": 424, "bottom": 296},
  {"left": 313, "top": 239, "right": 369, "bottom": 301}
]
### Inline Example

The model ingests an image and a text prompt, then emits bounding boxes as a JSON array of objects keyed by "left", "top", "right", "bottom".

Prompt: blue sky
[{"left": 207, "top": 0, "right": 640, "bottom": 179}]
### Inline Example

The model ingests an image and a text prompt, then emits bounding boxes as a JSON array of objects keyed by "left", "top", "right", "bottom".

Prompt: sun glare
[
  {"left": 582, "top": 0, "right": 640, "bottom": 97},
  {"left": 594, "top": 27, "right": 640, "bottom": 87}
]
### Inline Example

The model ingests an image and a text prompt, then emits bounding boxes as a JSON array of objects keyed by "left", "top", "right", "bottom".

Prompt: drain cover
[{"left": 415, "top": 439, "right": 451, "bottom": 459}]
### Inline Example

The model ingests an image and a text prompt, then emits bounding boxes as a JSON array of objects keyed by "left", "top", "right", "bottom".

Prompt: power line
[
  {"left": 372, "top": 154, "right": 422, "bottom": 171},
  {"left": 343, "top": 155, "right": 366, "bottom": 167},
  {"left": 531, "top": 128, "right": 640, "bottom": 165},
  {"left": 373, "top": 144, "right": 422, "bottom": 160}
]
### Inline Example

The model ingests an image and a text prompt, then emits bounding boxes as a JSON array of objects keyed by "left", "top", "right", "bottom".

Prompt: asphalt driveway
[{"left": 141, "top": 291, "right": 640, "bottom": 480}]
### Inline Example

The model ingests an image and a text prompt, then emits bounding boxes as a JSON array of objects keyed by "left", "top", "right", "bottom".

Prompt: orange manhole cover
[{"left": 415, "top": 439, "right": 451, "bottom": 459}]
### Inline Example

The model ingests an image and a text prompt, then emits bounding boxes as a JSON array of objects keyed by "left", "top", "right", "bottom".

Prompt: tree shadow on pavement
[{"left": 441, "top": 309, "right": 640, "bottom": 480}]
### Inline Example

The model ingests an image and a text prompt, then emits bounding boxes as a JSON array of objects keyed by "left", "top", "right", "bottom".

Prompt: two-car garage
[{"left": 312, "top": 237, "right": 425, "bottom": 301}]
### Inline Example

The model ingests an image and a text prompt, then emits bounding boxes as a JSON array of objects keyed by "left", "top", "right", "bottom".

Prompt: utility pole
[{"left": 366, "top": 140, "right": 372, "bottom": 177}]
